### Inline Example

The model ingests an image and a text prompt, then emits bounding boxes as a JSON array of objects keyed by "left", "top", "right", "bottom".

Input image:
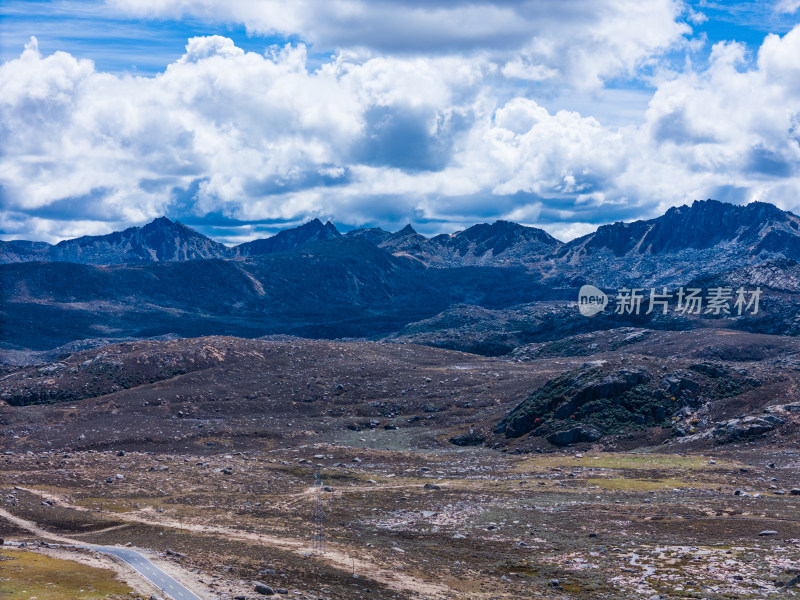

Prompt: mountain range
[
  {"left": 3, "top": 199, "right": 798, "bottom": 275},
  {"left": 0, "top": 214, "right": 563, "bottom": 268},
  {"left": 3, "top": 199, "right": 800, "bottom": 358}
]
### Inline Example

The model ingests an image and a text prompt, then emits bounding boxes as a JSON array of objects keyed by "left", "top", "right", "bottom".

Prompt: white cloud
[
  {"left": 686, "top": 8, "right": 708, "bottom": 25},
  {"left": 0, "top": 35, "right": 492, "bottom": 240},
  {"left": 635, "top": 27, "right": 800, "bottom": 210},
  {"left": 107, "top": 0, "right": 691, "bottom": 90},
  {"left": 506, "top": 0, "right": 691, "bottom": 90},
  {"left": 2, "top": 23, "right": 800, "bottom": 243},
  {"left": 776, "top": 0, "right": 800, "bottom": 14}
]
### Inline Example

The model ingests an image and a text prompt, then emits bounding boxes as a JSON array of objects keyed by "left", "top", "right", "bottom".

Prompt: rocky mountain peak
[
  {"left": 397, "top": 224, "right": 418, "bottom": 236},
  {"left": 233, "top": 218, "right": 342, "bottom": 257}
]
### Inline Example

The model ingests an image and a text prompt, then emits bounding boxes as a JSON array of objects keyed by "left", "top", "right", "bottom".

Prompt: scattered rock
[{"left": 254, "top": 583, "right": 275, "bottom": 595}]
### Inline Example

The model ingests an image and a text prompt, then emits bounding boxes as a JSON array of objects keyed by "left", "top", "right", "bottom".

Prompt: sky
[{"left": 1, "top": 1, "right": 800, "bottom": 245}]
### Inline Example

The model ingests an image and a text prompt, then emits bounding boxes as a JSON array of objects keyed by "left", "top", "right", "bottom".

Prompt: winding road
[
  {"left": 0, "top": 506, "right": 204, "bottom": 600},
  {"left": 87, "top": 545, "right": 204, "bottom": 600}
]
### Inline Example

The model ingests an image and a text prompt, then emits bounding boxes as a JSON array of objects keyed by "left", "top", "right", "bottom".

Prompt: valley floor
[
  {"left": 1, "top": 446, "right": 800, "bottom": 599},
  {"left": 2, "top": 333, "right": 800, "bottom": 598}
]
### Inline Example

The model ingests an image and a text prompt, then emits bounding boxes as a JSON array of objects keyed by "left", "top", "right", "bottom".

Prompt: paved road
[
  {"left": 44, "top": 543, "right": 204, "bottom": 600},
  {"left": 90, "top": 545, "right": 204, "bottom": 600},
  {"left": 0, "top": 507, "right": 204, "bottom": 600}
]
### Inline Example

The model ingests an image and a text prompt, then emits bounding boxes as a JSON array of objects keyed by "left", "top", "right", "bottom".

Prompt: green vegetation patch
[{"left": 0, "top": 549, "right": 137, "bottom": 600}]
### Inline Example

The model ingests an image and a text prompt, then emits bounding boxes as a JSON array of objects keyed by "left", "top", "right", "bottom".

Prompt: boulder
[
  {"left": 449, "top": 431, "right": 485, "bottom": 446},
  {"left": 712, "top": 415, "right": 784, "bottom": 443},
  {"left": 254, "top": 583, "right": 275, "bottom": 595},
  {"left": 546, "top": 426, "right": 601, "bottom": 447}
]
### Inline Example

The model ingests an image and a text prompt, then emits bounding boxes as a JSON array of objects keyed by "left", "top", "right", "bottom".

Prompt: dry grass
[{"left": 0, "top": 549, "right": 136, "bottom": 600}]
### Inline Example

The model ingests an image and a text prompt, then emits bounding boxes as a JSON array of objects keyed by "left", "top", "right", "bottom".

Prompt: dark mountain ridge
[
  {"left": 5, "top": 198, "right": 800, "bottom": 357},
  {"left": 233, "top": 218, "right": 341, "bottom": 257},
  {"left": 548, "top": 199, "right": 800, "bottom": 287},
  {"left": 5, "top": 199, "right": 800, "bottom": 274},
  {"left": 561, "top": 200, "right": 800, "bottom": 259},
  {"left": 1, "top": 236, "right": 553, "bottom": 352},
  {"left": 426, "top": 220, "right": 562, "bottom": 267},
  {"left": 0, "top": 217, "right": 343, "bottom": 265}
]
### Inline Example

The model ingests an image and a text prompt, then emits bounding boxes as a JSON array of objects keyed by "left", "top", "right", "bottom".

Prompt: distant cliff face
[
  {"left": 550, "top": 200, "right": 800, "bottom": 287},
  {"left": 560, "top": 200, "right": 800, "bottom": 258},
  {"left": 426, "top": 220, "right": 562, "bottom": 267},
  {"left": 234, "top": 219, "right": 341, "bottom": 257},
  {"left": 0, "top": 217, "right": 232, "bottom": 265}
]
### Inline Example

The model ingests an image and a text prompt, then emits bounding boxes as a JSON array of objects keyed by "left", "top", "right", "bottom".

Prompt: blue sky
[
  {"left": 1, "top": 0, "right": 800, "bottom": 244},
  {"left": 2, "top": 1, "right": 793, "bottom": 77},
  {"left": 0, "top": 1, "right": 297, "bottom": 74}
]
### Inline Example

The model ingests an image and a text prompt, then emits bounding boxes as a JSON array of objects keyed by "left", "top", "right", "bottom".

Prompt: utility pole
[{"left": 312, "top": 468, "right": 325, "bottom": 555}]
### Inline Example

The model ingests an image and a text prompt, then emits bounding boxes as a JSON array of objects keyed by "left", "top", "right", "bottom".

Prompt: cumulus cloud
[
  {"left": 107, "top": 0, "right": 691, "bottom": 89},
  {"left": 2, "top": 23, "right": 800, "bottom": 243},
  {"left": 0, "top": 35, "right": 491, "bottom": 241},
  {"left": 636, "top": 27, "right": 800, "bottom": 211}
]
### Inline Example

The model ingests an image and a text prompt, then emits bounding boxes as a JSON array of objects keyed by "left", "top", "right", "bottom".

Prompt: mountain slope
[
  {"left": 0, "top": 218, "right": 347, "bottom": 265},
  {"left": 233, "top": 218, "right": 341, "bottom": 256},
  {"left": 0, "top": 218, "right": 232, "bottom": 265},
  {"left": 552, "top": 200, "right": 800, "bottom": 287},
  {"left": 375, "top": 225, "right": 440, "bottom": 264},
  {"left": 0, "top": 240, "right": 52, "bottom": 263},
  {"left": 359, "top": 220, "right": 562, "bottom": 268},
  {"left": 0, "top": 236, "right": 549, "bottom": 352},
  {"left": 426, "top": 220, "right": 562, "bottom": 267},
  {"left": 344, "top": 226, "right": 393, "bottom": 245},
  {"left": 562, "top": 200, "right": 800, "bottom": 259},
  {"left": 47, "top": 217, "right": 232, "bottom": 264}
]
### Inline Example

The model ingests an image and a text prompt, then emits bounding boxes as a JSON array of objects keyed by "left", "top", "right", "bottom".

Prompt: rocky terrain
[
  {"left": 2, "top": 330, "right": 800, "bottom": 455},
  {"left": 1, "top": 334, "right": 800, "bottom": 598}
]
